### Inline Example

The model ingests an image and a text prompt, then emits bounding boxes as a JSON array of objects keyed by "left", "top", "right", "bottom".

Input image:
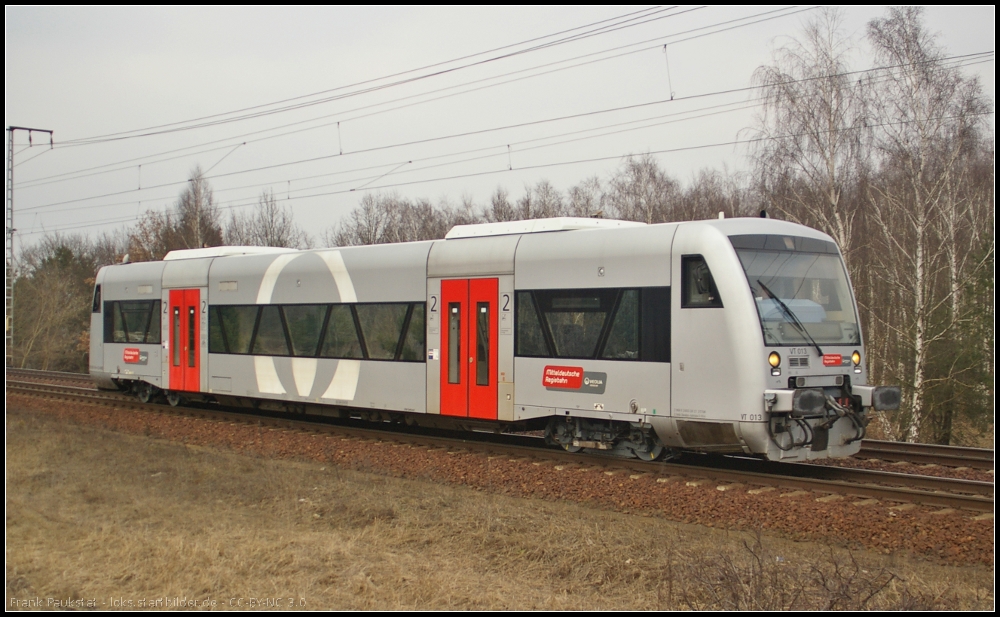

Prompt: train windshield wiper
[{"left": 757, "top": 279, "right": 824, "bottom": 357}]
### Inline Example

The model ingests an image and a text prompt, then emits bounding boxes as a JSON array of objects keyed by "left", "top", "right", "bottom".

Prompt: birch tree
[
  {"left": 864, "top": 7, "right": 991, "bottom": 442},
  {"left": 750, "top": 8, "right": 866, "bottom": 266}
]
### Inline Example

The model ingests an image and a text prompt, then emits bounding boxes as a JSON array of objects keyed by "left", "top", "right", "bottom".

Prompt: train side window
[
  {"left": 319, "top": 305, "right": 364, "bottom": 359},
  {"left": 109, "top": 301, "right": 126, "bottom": 343},
  {"left": 284, "top": 304, "right": 327, "bottom": 357},
  {"left": 92, "top": 285, "right": 101, "bottom": 313},
  {"left": 640, "top": 287, "right": 670, "bottom": 362},
  {"left": 122, "top": 301, "right": 154, "bottom": 343},
  {"left": 355, "top": 304, "right": 408, "bottom": 360},
  {"left": 146, "top": 301, "right": 161, "bottom": 343},
  {"left": 681, "top": 255, "right": 723, "bottom": 308},
  {"left": 103, "top": 300, "right": 160, "bottom": 344},
  {"left": 213, "top": 306, "right": 258, "bottom": 354},
  {"left": 515, "top": 291, "right": 549, "bottom": 357},
  {"left": 600, "top": 290, "right": 639, "bottom": 360},
  {"left": 209, "top": 307, "right": 228, "bottom": 353},
  {"left": 252, "top": 306, "right": 290, "bottom": 356},
  {"left": 535, "top": 289, "right": 616, "bottom": 358},
  {"left": 398, "top": 303, "right": 426, "bottom": 361},
  {"left": 103, "top": 302, "right": 114, "bottom": 343}
]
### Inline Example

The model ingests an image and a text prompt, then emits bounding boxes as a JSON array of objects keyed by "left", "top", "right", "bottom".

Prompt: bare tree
[
  {"left": 864, "top": 6, "right": 992, "bottom": 442},
  {"left": 127, "top": 209, "right": 175, "bottom": 262},
  {"left": 325, "top": 193, "right": 468, "bottom": 247},
  {"left": 175, "top": 165, "right": 223, "bottom": 250},
  {"left": 12, "top": 235, "right": 97, "bottom": 371},
  {"left": 676, "top": 167, "right": 753, "bottom": 221},
  {"left": 126, "top": 166, "right": 223, "bottom": 260},
  {"left": 605, "top": 154, "right": 680, "bottom": 223},
  {"left": 485, "top": 187, "right": 517, "bottom": 222},
  {"left": 750, "top": 7, "right": 866, "bottom": 265},
  {"left": 225, "top": 190, "right": 312, "bottom": 248},
  {"left": 566, "top": 176, "right": 605, "bottom": 217}
]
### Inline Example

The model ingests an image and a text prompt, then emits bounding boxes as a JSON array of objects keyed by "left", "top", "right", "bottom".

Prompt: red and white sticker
[
  {"left": 543, "top": 365, "right": 584, "bottom": 389},
  {"left": 123, "top": 348, "right": 142, "bottom": 363},
  {"left": 822, "top": 353, "right": 844, "bottom": 367}
]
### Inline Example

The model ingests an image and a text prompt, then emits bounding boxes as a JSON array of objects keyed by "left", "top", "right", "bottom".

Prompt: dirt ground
[{"left": 6, "top": 405, "right": 995, "bottom": 610}]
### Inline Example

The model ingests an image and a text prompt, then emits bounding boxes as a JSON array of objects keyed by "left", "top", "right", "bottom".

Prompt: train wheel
[
  {"left": 561, "top": 443, "right": 583, "bottom": 454},
  {"left": 166, "top": 391, "right": 183, "bottom": 407},
  {"left": 136, "top": 383, "right": 154, "bottom": 404},
  {"left": 633, "top": 444, "right": 664, "bottom": 461}
]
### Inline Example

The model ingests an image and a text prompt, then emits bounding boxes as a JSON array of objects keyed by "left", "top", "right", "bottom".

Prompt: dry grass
[{"left": 6, "top": 408, "right": 994, "bottom": 610}]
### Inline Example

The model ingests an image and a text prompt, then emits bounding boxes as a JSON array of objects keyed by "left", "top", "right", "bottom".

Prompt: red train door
[
  {"left": 168, "top": 289, "right": 200, "bottom": 392},
  {"left": 440, "top": 278, "right": 498, "bottom": 420}
]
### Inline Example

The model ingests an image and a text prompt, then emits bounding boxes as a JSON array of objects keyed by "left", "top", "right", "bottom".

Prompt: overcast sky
[{"left": 5, "top": 6, "right": 995, "bottom": 248}]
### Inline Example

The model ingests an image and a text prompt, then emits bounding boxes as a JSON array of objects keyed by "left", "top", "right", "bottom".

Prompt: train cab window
[
  {"left": 92, "top": 285, "right": 101, "bottom": 313},
  {"left": 319, "top": 305, "right": 364, "bottom": 359},
  {"left": 681, "top": 255, "right": 723, "bottom": 308}
]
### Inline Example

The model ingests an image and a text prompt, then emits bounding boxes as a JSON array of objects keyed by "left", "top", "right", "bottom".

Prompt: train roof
[{"left": 103, "top": 216, "right": 837, "bottom": 273}]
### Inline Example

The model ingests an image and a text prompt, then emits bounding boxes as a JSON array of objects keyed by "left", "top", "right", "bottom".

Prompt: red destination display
[{"left": 543, "top": 365, "right": 584, "bottom": 389}]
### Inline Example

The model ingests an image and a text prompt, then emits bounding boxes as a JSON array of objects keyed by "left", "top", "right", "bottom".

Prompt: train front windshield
[{"left": 729, "top": 234, "right": 861, "bottom": 346}]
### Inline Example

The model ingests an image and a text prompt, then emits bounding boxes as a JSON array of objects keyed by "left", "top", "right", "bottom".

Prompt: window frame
[
  {"left": 208, "top": 302, "right": 426, "bottom": 363},
  {"left": 680, "top": 254, "right": 724, "bottom": 309},
  {"left": 514, "top": 287, "right": 670, "bottom": 363}
]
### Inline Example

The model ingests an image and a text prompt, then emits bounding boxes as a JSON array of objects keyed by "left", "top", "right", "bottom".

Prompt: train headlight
[
  {"left": 852, "top": 350, "right": 862, "bottom": 373},
  {"left": 768, "top": 351, "right": 781, "bottom": 376}
]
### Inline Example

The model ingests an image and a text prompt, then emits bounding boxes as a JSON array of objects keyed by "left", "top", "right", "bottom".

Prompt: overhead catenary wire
[
  {"left": 19, "top": 5, "right": 801, "bottom": 188},
  {"left": 19, "top": 51, "right": 992, "bottom": 215},
  {"left": 54, "top": 6, "right": 691, "bottom": 145},
  {"left": 23, "top": 11, "right": 991, "bottom": 196},
  {"left": 19, "top": 108, "right": 993, "bottom": 238}
]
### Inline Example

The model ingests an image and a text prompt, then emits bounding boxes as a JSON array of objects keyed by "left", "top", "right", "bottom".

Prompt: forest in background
[{"left": 9, "top": 8, "right": 993, "bottom": 446}]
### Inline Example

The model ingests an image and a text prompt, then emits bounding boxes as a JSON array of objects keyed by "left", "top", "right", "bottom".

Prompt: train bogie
[{"left": 90, "top": 217, "right": 899, "bottom": 462}]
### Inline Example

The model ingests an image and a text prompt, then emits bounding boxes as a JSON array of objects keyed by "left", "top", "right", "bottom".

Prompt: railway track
[
  {"left": 7, "top": 376, "right": 994, "bottom": 513},
  {"left": 858, "top": 439, "right": 994, "bottom": 470},
  {"left": 7, "top": 369, "right": 993, "bottom": 470}
]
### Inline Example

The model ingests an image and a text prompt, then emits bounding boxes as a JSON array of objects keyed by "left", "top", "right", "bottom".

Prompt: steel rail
[
  {"left": 9, "top": 369, "right": 994, "bottom": 469},
  {"left": 9, "top": 379, "right": 994, "bottom": 513},
  {"left": 859, "top": 439, "right": 994, "bottom": 470}
]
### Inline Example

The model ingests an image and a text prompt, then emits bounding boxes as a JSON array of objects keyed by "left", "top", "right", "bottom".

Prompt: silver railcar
[{"left": 90, "top": 217, "right": 899, "bottom": 462}]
